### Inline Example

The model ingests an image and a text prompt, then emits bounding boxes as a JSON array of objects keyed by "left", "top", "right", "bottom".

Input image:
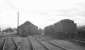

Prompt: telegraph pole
[
  {"left": 17, "top": 9, "right": 19, "bottom": 27},
  {"left": 17, "top": 9, "right": 19, "bottom": 34}
]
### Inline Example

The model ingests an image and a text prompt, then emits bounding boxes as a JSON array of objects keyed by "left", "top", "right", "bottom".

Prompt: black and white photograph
[{"left": 0, "top": 0, "right": 85, "bottom": 50}]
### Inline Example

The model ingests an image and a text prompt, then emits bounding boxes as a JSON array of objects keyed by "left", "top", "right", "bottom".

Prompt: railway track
[
  {"left": 0, "top": 36, "right": 85, "bottom": 50},
  {"left": 33, "top": 37, "right": 66, "bottom": 50},
  {"left": 29, "top": 37, "right": 47, "bottom": 50}
]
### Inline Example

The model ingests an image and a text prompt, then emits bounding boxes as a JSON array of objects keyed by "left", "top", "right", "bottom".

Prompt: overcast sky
[{"left": 0, "top": 0, "right": 85, "bottom": 29}]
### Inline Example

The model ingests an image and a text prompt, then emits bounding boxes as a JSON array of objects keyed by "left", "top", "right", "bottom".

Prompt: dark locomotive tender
[{"left": 44, "top": 19, "right": 77, "bottom": 39}]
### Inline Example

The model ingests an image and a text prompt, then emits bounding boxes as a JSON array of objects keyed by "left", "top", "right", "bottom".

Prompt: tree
[
  {"left": 77, "top": 26, "right": 85, "bottom": 40},
  {"left": 2, "top": 28, "right": 14, "bottom": 33}
]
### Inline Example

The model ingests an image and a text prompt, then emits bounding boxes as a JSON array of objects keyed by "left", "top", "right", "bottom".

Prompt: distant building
[
  {"left": 54, "top": 19, "right": 77, "bottom": 33},
  {"left": 17, "top": 21, "right": 40, "bottom": 37}
]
